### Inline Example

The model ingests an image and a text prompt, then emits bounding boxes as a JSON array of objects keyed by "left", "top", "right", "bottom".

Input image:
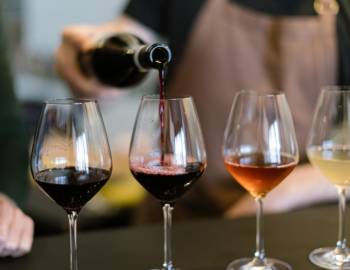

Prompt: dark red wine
[
  {"left": 34, "top": 167, "right": 111, "bottom": 212},
  {"left": 159, "top": 67, "right": 166, "bottom": 164},
  {"left": 130, "top": 162, "right": 205, "bottom": 203},
  {"left": 159, "top": 68, "right": 166, "bottom": 119}
]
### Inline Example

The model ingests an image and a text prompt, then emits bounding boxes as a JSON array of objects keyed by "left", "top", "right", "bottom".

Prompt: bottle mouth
[
  {"left": 148, "top": 44, "right": 172, "bottom": 68},
  {"left": 135, "top": 43, "right": 172, "bottom": 71}
]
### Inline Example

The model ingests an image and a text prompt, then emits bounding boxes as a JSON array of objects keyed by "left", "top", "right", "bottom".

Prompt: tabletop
[{"left": 0, "top": 204, "right": 343, "bottom": 270}]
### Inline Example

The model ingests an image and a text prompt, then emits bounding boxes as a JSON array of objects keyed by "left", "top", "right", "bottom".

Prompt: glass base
[
  {"left": 150, "top": 268, "right": 180, "bottom": 270},
  {"left": 227, "top": 258, "right": 292, "bottom": 270},
  {"left": 309, "top": 247, "right": 350, "bottom": 269}
]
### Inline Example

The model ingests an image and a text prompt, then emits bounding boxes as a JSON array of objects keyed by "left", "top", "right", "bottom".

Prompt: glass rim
[
  {"left": 237, "top": 89, "right": 285, "bottom": 98},
  {"left": 44, "top": 98, "right": 97, "bottom": 105},
  {"left": 322, "top": 85, "right": 350, "bottom": 92},
  {"left": 141, "top": 94, "right": 192, "bottom": 101}
]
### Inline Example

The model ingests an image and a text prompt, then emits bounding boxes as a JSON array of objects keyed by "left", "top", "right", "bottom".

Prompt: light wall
[{"left": 22, "top": 0, "right": 128, "bottom": 55}]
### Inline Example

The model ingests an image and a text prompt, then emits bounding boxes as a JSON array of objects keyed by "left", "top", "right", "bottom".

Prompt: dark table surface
[{"left": 0, "top": 204, "right": 343, "bottom": 270}]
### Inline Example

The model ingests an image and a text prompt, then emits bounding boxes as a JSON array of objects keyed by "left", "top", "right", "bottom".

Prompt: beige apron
[{"left": 135, "top": 0, "right": 338, "bottom": 222}]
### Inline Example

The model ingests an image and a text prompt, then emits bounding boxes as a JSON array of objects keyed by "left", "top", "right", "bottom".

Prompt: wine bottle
[{"left": 78, "top": 33, "right": 172, "bottom": 87}]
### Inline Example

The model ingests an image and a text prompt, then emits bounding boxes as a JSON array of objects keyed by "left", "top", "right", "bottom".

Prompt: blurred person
[
  {"left": 0, "top": 5, "right": 34, "bottom": 256},
  {"left": 55, "top": 0, "right": 350, "bottom": 222}
]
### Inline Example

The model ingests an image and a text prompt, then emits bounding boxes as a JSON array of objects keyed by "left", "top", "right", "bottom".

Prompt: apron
[{"left": 135, "top": 0, "right": 338, "bottom": 222}]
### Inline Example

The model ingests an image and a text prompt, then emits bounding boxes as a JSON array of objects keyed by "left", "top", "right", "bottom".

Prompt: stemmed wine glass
[
  {"left": 307, "top": 86, "right": 350, "bottom": 269},
  {"left": 31, "top": 99, "right": 112, "bottom": 270},
  {"left": 222, "top": 90, "right": 299, "bottom": 270},
  {"left": 129, "top": 95, "right": 207, "bottom": 270}
]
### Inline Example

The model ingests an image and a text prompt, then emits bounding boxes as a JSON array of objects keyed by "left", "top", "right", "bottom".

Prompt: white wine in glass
[
  {"left": 307, "top": 86, "right": 350, "bottom": 269},
  {"left": 308, "top": 147, "right": 350, "bottom": 188}
]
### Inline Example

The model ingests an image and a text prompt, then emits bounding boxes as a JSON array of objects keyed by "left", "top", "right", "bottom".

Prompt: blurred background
[{"left": 2, "top": 0, "right": 157, "bottom": 235}]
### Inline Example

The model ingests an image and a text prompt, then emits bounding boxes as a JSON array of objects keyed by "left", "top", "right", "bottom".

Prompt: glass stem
[
  {"left": 336, "top": 187, "right": 348, "bottom": 253},
  {"left": 68, "top": 211, "right": 79, "bottom": 270},
  {"left": 253, "top": 197, "right": 266, "bottom": 266},
  {"left": 162, "top": 203, "right": 174, "bottom": 270}
]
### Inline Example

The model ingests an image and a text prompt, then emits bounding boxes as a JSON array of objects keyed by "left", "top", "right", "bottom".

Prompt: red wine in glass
[
  {"left": 129, "top": 95, "right": 206, "bottom": 270},
  {"left": 158, "top": 66, "right": 166, "bottom": 164},
  {"left": 31, "top": 99, "right": 112, "bottom": 270},
  {"left": 35, "top": 167, "right": 110, "bottom": 213},
  {"left": 130, "top": 161, "right": 205, "bottom": 203}
]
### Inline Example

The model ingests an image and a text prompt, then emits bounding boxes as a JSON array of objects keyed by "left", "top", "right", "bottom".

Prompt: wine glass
[
  {"left": 129, "top": 95, "right": 207, "bottom": 270},
  {"left": 307, "top": 86, "right": 350, "bottom": 269},
  {"left": 222, "top": 90, "right": 299, "bottom": 270},
  {"left": 31, "top": 99, "right": 112, "bottom": 270}
]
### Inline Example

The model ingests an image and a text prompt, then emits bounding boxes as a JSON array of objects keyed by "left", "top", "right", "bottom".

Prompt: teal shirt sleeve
[{"left": 0, "top": 10, "right": 29, "bottom": 208}]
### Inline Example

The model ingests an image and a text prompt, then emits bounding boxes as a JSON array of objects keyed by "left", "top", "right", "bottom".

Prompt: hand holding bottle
[
  {"left": 0, "top": 194, "right": 34, "bottom": 258},
  {"left": 55, "top": 15, "right": 160, "bottom": 97},
  {"left": 56, "top": 24, "right": 106, "bottom": 97}
]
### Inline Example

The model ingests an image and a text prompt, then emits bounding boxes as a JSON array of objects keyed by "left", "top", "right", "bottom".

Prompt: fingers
[
  {"left": 56, "top": 24, "right": 99, "bottom": 93},
  {"left": 0, "top": 196, "right": 15, "bottom": 252},
  {"left": 55, "top": 45, "right": 107, "bottom": 97},
  {"left": 12, "top": 216, "right": 34, "bottom": 258},
  {"left": 0, "top": 196, "right": 34, "bottom": 258},
  {"left": 1, "top": 209, "right": 25, "bottom": 257},
  {"left": 54, "top": 42, "right": 84, "bottom": 91},
  {"left": 55, "top": 25, "right": 113, "bottom": 97}
]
